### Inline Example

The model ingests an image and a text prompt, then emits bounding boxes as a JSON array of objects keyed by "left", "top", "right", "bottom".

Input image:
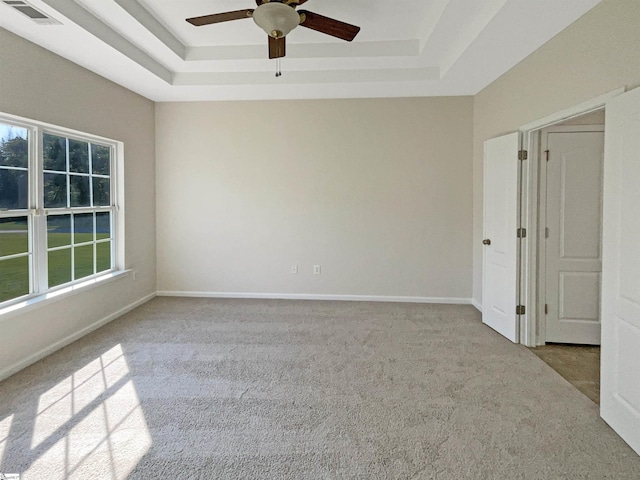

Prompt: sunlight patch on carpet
[
  {"left": 0, "top": 414, "right": 14, "bottom": 465},
  {"left": 26, "top": 344, "right": 151, "bottom": 479}
]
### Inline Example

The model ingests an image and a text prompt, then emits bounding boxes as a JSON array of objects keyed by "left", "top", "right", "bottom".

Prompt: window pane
[
  {"left": 43, "top": 134, "right": 66, "bottom": 172},
  {"left": 44, "top": 173, "right": 67, "bottom": 208},
  {"left": 0, "top": 169, "right": 28, "bottom": 210},
  {"left": 69, "top": 175, "right": 90, "bottom": 207},
  {"left": 0, "top": 125, "right": 28, "bottom": 168},
  {"left": 74, "top": 213, "right": 93, "bottom": 244},
  {"left": 48, "top": 248, "right": 71, "bottom": 287},
  {"left": 96, "top": 212, "right": 111, "bottom": 240},
  {"left": 92, "top": 177, "right": 110, "bottom": 206},
  {"left": 47, "top": 215, "right": 71, "bottom": 248},
  {"left": 0, "top": 217, "right": 28, "bottom": 256},
  {"left": 74, "top": 244, "right": 93, "bottom": 280},
  {"left": 69, "top": 139, "right": 89, "bottom": 173},
  {"left": 92, "top": 144, "right": 110, "bottom": 175},
  {"left": 0, "top": 256, "right": 29, "bottom": 303},
  {"left": 96, "top": 241, "right": 111, "bottom": 273}
]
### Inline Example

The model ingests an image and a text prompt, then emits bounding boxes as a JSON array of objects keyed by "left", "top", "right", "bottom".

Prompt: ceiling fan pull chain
[{"left": 275, "top": 58, "right": 282, "bottom": 78}]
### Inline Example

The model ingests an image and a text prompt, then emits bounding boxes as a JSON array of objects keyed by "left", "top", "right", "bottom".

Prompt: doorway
[
  {"left": 528, "top": 109, "right": 605, "bottom": 404},
  {"left": 519, "top": 97, "right": 613, "bottom": 348},
  {"left": 539, "top": 117, "right": 605, "bottom": 345}
]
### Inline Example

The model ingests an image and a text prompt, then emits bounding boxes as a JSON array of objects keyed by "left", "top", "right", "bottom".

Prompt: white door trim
[
  {"left": 519, "top": 89, "right": 624, "bottom": 347},
  {"left": 520, "top": 89, "right": 624, "bottom": 132}
]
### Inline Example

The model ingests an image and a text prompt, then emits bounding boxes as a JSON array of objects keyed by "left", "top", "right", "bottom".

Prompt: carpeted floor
[{"left": 0, "top": 297, "right": 639, "bottom": 479}]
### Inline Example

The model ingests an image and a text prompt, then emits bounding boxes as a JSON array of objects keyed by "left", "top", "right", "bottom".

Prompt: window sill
[{"left": 0, "top": 270, "right": 131, "bottom": 321}]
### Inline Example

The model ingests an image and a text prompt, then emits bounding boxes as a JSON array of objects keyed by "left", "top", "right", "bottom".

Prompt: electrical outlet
[
  {"left": 132, "top": 270, "right": 138, "bottom": 281},
  {"left": 291, "top": 264, "right": 298, "bottom": 274},
  {"left": 313, "top": 265, "right": 321, "bottom": 275}
]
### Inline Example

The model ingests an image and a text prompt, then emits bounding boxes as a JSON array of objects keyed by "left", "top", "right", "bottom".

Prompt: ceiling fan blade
[
  {"left": 269, "top": 35, "right": 286, "bottom": 59},
  {"left": 186, "top": 9, "right": 254, "bottom": 26},
  {"left": 256, "top": 0, "right": 310, "bottom": 4},
  {"left": 298, "top": 10, "right": 360, "bottom": 41}
]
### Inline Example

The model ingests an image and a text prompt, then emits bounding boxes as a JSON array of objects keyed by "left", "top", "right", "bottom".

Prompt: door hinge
[
  {"left": 518, "top": 150, "right": 528, "bottom": 161},
  {"left": 545, "top": 227, "right": 549, "bottom": 238},
  {"left": 545, "top": 304, "right": 548, "bottom": 315},
  {"left": 516, "top": 305, "right": 526, "bottom": 315},
  {"left": 517, "top": 228, "right": 527, "bottom": 238}
]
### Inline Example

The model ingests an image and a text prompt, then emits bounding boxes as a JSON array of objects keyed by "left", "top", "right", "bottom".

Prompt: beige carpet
[{"left": 0, "top": 297, "right": 639, "bottom": 479}]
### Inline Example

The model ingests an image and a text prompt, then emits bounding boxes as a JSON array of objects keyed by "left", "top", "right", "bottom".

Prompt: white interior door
[
  {"left": 601, "top": 87, "right": 640, "bottom": 455},
  {"left": 482, "top": 132, "right": 520, "bottom": 343},
  {"left": 544, "top": 128, "right": 604, "bottom": 344}
]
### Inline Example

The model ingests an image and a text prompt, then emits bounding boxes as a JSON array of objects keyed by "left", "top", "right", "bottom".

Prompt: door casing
[{"left": 517, "top": 88, "right": 623, "bottom": 346}]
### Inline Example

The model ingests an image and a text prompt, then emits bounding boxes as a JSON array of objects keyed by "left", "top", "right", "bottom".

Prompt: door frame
[
  {"left": 518, "top": 88, "right": 624, "bottom": 346},
  {"left": 538, "top": 124, "right": 605, "bottom": 344}
]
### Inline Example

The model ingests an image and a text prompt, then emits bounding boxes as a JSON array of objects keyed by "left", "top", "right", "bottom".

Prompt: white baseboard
[
  {"left": 472, "top": 298, "right": 483, "bottom": 312},
  {"left": 157, "top": 290, "right": 473, "bottom": 305},
  {"left": 0, "top": 292, "right": 156, "bottom": 382}
]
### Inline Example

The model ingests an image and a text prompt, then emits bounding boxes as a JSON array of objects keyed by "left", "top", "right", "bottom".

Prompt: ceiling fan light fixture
[{"left": 253, "top": 2, "right": 300, "bottom": 38}]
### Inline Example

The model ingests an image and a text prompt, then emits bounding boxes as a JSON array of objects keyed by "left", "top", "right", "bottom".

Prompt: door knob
[{"left": 483, "top": 239, "right": 491, "bottom": 245}]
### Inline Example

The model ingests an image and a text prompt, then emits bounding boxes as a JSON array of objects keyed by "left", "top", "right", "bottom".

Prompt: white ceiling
[{"left": 0, "top": 0, "right": 601, "bottom": 102}]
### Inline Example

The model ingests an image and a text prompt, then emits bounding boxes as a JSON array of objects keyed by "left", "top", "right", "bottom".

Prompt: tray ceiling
[{"left": 0, "top": 0, "right": 601, "bottom": 101}]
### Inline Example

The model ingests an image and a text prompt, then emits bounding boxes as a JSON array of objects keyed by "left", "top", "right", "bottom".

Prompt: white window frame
[{"left": 0, "top": 112, "right": 124, "bottom": 311}]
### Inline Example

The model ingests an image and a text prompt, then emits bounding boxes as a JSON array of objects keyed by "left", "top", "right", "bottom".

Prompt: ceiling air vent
[{"left": 3, "top": 0, "right": 61, "bottom": 25}]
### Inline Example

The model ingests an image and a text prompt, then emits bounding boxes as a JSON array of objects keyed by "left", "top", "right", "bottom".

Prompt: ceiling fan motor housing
[{"left": 253, "top": 2, "right": 300, "bottom": 38}]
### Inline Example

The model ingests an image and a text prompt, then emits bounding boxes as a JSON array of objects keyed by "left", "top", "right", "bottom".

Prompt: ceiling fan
[{"left": 186, "top": 0, "right": 361, "bottom": 59}]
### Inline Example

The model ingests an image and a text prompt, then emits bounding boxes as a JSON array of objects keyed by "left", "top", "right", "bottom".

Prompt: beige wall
[
  {"left": 472, "top": 0, "right": 640, "bottom": 306},
  {"left": 156, "top": 97, "right": 473, "bottom": 300},
  {"left": 0, "top": 28, "right": 156, "bottom": 378}
]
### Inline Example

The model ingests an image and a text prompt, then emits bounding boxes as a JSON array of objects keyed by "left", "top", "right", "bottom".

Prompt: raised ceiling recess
[
  {"left": 0, "top": 0, "right": 601, "bottom": 101},
  {"left": 186, "top": 0, "right": 360, "bottom": 60}
]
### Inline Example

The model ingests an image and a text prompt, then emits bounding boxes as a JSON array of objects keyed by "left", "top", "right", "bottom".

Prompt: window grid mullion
[
  {"left": 47, "top": 245, "right": 72, "bottom": 253},
  {"left": 0, "top": 251, "right": 31, "bottom": 262},
  {"left": 71, "top": 240, "right": 95, "bottom": 249},
  {"left": 0, "top": 165, "right": 28, "bottom": 172},
  {"left": 43, "top": 170, "right": 95, "bottom": 177}
]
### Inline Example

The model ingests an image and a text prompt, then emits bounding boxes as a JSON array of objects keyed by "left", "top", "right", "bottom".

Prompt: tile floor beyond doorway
[{"left": 529, "top": 344, "right": 600, "bottom": 404}]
